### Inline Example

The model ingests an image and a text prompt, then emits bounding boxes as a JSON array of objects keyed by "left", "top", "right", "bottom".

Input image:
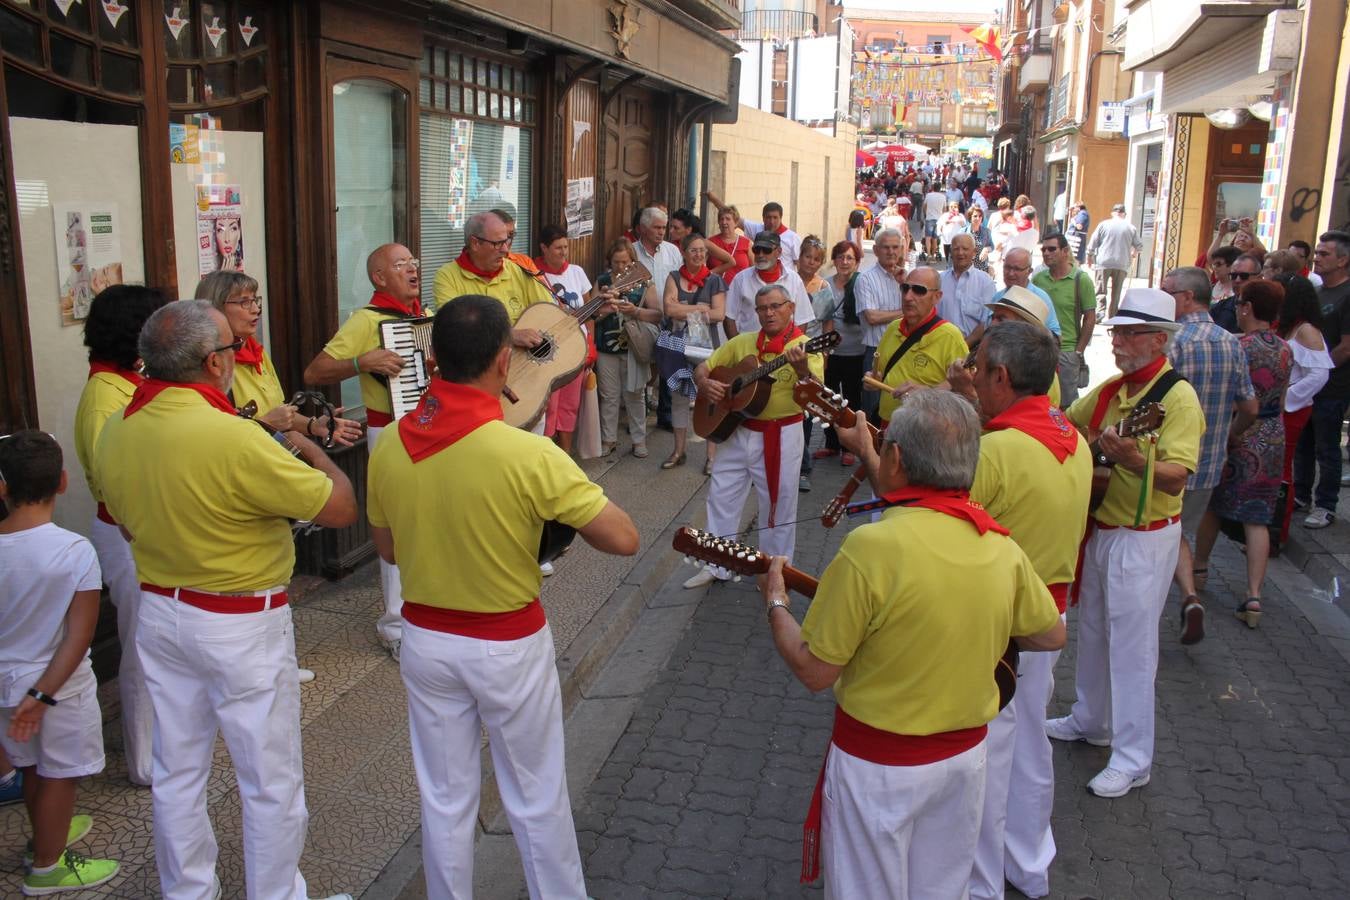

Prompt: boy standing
[{"left": 0, "top": 430, "right": 119, "bottom": 895}]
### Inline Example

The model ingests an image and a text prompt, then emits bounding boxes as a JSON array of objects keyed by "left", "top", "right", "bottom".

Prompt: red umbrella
[
  {"left": 877, "top": 145, "right": 916, "bottom": 162},
  {"left": 856, "top": 149, "right": 878, "bottom": 167}
]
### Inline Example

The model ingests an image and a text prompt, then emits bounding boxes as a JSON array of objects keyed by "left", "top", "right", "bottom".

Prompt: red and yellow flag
[{"left": 961, "top": 24, "right": 1004, "bottom": 64}]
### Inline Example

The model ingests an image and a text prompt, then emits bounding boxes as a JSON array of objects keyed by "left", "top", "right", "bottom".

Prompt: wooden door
[
  {"left": 603, "top": 85, "right": 656, "bottom": 247},
  {"left": 564, "top": 80, "right": 600, "bottom": 272}
]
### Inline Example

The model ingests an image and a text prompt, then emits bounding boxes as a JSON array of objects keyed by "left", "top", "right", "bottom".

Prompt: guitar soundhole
[{"left": 529, "top": 337, "right": 555, "bottom": 362}]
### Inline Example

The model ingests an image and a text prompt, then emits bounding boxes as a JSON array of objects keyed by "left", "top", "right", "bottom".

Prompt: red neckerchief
[
  {"left": 774, "top": 224, "right": 788, "bottom": 235},
  {"left": 454, "top": 248, "right": 503, "bottom": 282},
  {"left": 1015, "top": 215, "right": 1035, "bottom": 232},
  {"left": 368, "top": 290, "right": 421, "bottom": 316},
  {"left": 124, "top": 379, "right": 236, "bottom": 418},
  {"left": 534, "top": 257, "right": 568, "bottom": 276},
  {"left": 756, "top": 323, "right": 804, "bottom": 359},
  {"left": 88, "top": 360, "right": 144, "bottom": 387},
  {"left": 398, "top": 378, "right": 504, "bottom": 463},
  {"left": 899, "top": 306, "right": 937, "bottom": 337},
  {"left": 984, "top": 394, "right": 1079, "bottom": 463},
  {"left": 233, "top": 336, "right": 265, "bottom": 374},
  {"left": 681, "top": 265, "right": 710, "bottom": 289},
  {"left": 1088, "top": 355, "right": 1169, "bottom": 431},
  {"left": 879, "top": 485, "right": 1010, "bottom": 536},
  {"left": 755, "top": 262, "right": 784, "bottom": 284}
]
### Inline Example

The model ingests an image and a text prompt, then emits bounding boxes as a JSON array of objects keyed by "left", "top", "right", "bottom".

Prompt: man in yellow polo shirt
[
  {"left": 366, "top": 294, "right": 638, "bottom": 899},
  {"left": 431, "top": 209, "right": 554, "bottom": 326},
  {"left": 682, "top": 284, "right": 825, "bottom": 589},
  {"left": 303, "top": 242, "right": 424, "bottom": 659},
  {"left": 96, "top": 300, "right": 357, "bottom": 900},
  {"left": 1047, "top": 288, "right": 1204, "bottom": 799},
  {"left": 869, "top": 266, "right": 969, "bottom": 424},
  {"left": 72, "top": 284, "right": 168, "bottom": 788},
  {"left": 963, "top": 321, "right": 1092, "bottom": 899},
  {"left": 760, "top": 389, "right": 1065, "bottom": 897}
]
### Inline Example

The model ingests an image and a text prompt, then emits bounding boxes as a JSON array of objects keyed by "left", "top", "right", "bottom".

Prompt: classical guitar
[
  {"left": 791, "top": 378, "right": 881, "bottom": 528},
  {"left": 501, "top": 260, "right": 651, "bottom": 429},
  {"left": 672, "top": 526, "right": 1018, "bottom": 710},
  {"left": 692, "top": 331, "right": 841, "bottom": 442},
  {"left": 1088, "top": 402, "right": 1165, "bottom": 511}
]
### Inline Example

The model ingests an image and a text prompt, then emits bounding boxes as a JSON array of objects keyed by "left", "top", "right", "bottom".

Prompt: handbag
[{"left": 622, "top": 317, "right": 658, "bottom": 365}]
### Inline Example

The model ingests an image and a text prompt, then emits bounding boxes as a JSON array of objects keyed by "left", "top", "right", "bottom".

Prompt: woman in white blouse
[{"left": 1274, "top": 273, "right": 1334, "bottom": 543}]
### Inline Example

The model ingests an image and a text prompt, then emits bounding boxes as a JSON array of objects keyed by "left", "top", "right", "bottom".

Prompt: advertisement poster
[
  {"left": 52, "top": 202, "right": 123, "bottom": 326},
  {"left": 169, "top": 122, "right": 201, "bottom": 163},
  {"left": 565, "top": 176, "right": 595, "bottom": 240},
  {"left": 196, "top": 184, "right": 244, "bottom": 276}
]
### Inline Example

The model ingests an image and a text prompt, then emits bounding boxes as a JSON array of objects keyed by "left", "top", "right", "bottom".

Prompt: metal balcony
[{"left": 738, "top": 9, "right": 819, "bottom": 41}]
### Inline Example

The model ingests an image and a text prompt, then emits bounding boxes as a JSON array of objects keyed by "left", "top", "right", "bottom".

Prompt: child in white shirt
[{"left": 0, "top": 430, "right": 120, "bottom": 895}]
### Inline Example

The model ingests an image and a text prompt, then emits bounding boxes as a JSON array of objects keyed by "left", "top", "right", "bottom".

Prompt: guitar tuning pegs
[{"left": 820, "top": 422, "right": 830, "bottom": 430}]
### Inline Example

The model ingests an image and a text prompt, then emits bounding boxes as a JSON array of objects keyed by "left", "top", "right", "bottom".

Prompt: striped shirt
[
  {"left": 854, "top": 263, "right": 904, "bottom": 347},
  {"left": 1169, "top": 310, "right": 1255, "bottom": 489}
]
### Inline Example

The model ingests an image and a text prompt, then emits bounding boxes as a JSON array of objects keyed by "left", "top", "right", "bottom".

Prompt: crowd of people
[{"left": 1, "top": 163, "right": 1349, "bottom": 900}]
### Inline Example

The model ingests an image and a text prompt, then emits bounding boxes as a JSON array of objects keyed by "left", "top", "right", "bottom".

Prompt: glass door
[{"left": 328, "top": 64, "right": 413, "bottom": 412}]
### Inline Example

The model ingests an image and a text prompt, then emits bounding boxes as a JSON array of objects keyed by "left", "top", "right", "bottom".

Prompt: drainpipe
[{"left": 687, "top": 123, "right": 702, "bottom": 209}]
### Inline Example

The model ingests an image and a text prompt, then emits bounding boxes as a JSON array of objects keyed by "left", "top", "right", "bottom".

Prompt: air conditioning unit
[{"left": 1258, "top": 10, "right": 1302, "bottom": 75}]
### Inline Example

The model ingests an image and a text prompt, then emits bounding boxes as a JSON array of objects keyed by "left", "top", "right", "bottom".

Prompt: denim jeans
[{"left": 1293, "top": 395, "right": 1350, "bottom": 512}]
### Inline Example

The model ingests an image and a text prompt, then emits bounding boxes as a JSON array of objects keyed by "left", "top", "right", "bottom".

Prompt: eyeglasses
[
  {"left": 901, "top": 282, "right": 931, "bottom": 296},
  {"left": 472, "top": 235, "right": 512, "bottom": 250},
  {"left": 1107, "top": 327, "right": 1164, "bottom": 338},
  {"left": 203, "top": 336, "right": 245, "bottom": 364},
  {"left": 1230, "top": 271, "right": 1256, "bottom": 281},
  {"left": 755, "top": 300, "right": 792, "bottom": 314},
  {"left": 391, "top": 258, "right": 420, "bottom": 272},
  {"left": 225, "top": 295, "right": 263, "bottom": 311}
]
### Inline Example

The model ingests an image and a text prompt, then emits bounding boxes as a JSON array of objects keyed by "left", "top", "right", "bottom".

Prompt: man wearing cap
[
  {"left": 1163, "top": 266, "right": 1256, "bottom": 644},
  {"left": 1087, "top": 204, "right": 1143, "bottom": 318},
  {"left": 1046, "top": 288, "right": 1205, "bottom": 799},
  {"left": 938, "top": 234, "right": 996, "bottom": 345},
  {"left": 962, "top": 319, "right": 1092, "bottom": 900},
  {"left": 854, "top": 228, "right": 908, "bottom": 421},
  {"left": 723, "top": 230, "right": 813, "bottom": 338}
]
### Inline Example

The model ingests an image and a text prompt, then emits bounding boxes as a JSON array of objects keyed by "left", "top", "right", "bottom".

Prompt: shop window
[
  {"left": 0, "top": 0, "right": 142, "bottom": 96},
  {"left": 162, "top": 0, "right": 269, "bottom": 107},
  {"left": 418, "top": 42, "right": 537, "bottom": 312}
]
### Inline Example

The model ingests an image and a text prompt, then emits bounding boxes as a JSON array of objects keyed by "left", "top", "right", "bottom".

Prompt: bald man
[
  {"left": 939, "top": 234, "right": 996, "bottom": 345},
  {"left": 304, "top": 242, "right": 424, "bottom": 659}
]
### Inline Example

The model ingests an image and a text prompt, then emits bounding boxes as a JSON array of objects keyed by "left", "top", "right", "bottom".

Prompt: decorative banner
[
  {"left": 565, "top": 177, "right": 595, "bottom": 240},
  {"left": 101, "top": 0, "right": 128, "bottom": 28},
  {"left": 205, "top": 16, "right": 226, "bottom": 49},
  {"left": 52, "top": 202, "right": 124, "bottom": 327},
  {"left": 165, "top": 6, "right": 189, "bottom": 41},
  {"left": 239, "top": 15, "right": 259, "bottom": 47},
  {"left": 53, "top": 0, "right": 79, "bottom": 17},
  {"left": 195, "top": 184, "right": 244, "bottom": 277}
]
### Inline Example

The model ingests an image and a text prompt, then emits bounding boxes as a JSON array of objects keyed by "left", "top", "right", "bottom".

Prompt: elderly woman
[
  {"left": 966, "top": 206, "right": 993, "bottom": 274},
  {"left": 1192, "top": 279, "right": 1293, "bottom": 629},
  {"left": 594, "top": 238, "right": 662, "bottom": 458},
  {"left": 657, "top": 234, "right": 726, "bottom": 470}
]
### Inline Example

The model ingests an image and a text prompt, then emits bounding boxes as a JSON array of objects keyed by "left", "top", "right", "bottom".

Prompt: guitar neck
[
  {"left": 781, "top": 565, "right": 820, "bottom": 599},
  {"left": 822, "top": 463, "right": 869, "bottom": 528}
]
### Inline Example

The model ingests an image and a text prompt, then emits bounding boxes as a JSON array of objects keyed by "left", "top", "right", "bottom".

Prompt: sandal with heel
[{"left": 1236, "top": 598, "right": 1262, "bottom": 629}]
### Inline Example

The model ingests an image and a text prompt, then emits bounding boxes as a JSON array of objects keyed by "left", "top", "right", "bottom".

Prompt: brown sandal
[
  {"left": 1180, "top": 595, "right": 1205, "bottom": 645},
  {"left": 661, "top": 452, "right": 686, "bottom": 470}
]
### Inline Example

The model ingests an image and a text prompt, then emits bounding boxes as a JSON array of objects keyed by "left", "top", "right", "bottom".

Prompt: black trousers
[{"left": 822, "top": 353, "right": 866, "bottom": 451}]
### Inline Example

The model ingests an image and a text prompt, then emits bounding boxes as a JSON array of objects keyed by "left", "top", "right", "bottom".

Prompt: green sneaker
[
  {"left": 22, "top": 849, "right": 119, "bottom": 895},
  {"left": 23, "top": 815, "right": 94, "bottom": 871}
]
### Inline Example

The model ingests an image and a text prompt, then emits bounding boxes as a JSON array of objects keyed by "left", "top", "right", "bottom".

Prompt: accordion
[{"left": 379, "top": 316, "right": 435, "bottom": 420}]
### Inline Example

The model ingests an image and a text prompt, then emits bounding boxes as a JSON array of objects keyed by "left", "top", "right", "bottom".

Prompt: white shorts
[{"left": 0, "top": 680, "right": 105, "bottom": 779}]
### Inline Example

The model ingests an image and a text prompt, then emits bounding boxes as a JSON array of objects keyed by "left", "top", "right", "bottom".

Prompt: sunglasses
[
  {"left": 752, "top": 247, "right": 776, "bottom": 255},
  {"left": 1231, "top": 271, "right": 1257, "bottom": 281},
  {"left": 901, "top": 282, "right": 931, "bottom": 296}
]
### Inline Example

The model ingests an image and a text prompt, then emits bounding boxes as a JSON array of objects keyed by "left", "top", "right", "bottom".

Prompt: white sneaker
[
  {"left": 379, "top": 637, "right": 401, "bottom": 662},
  {"left": 297, "top": 668, "right": 316, "bottom": 684},
  {"left": 540, "top": 561, "right": 555, "bottom": 576},
  {"left": 1087, "top": 766, "right": 1150, "bottom": 798},
  {"left": 1044, "top": 716, "right": 1110, "bottom": 746},
  {"left": 1303, "top": 508, "right": 1335, "bottom": 529},
  {"left": 682, "top": 568, "right": 718, "bottom": 590}
]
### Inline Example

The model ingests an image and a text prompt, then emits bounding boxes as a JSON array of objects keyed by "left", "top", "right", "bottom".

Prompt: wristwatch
[
  {"left": 27, "top": 688, "right": 57, "bottom": 706},
  {"left": 766, "top": 598, "right": 791, "bottom": 622}
]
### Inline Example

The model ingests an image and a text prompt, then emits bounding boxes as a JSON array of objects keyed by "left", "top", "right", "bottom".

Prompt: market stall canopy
[
  {"left": 856, "top": 149, "right": 878, "bottom": 167},
  {"left": 875, "top": 145, "right": 915, "bottom": 162},
  {"left": 953, "top": 137, "right": 993, "bottom": 156}
]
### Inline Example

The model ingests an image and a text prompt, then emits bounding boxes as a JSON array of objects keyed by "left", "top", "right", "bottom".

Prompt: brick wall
[{"left": 709, "top": 106, "right": 858, "bottom": 245}]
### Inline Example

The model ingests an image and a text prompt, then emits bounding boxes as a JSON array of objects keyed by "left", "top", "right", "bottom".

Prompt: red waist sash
[
  {"left": 742, "top": 413, "right": 805, "bottom": 528},
  {"left": 402, "top": 598, "right": 546, "bottom": 641},
  {"left": 96, "top": 502, "right": 117, "bottom": 526},
  {"left": 1048, "top": 582, "right": 1069, "bottom": 615},
  {"left": 142, "top": 583, "right": 288, "bottom": 614},
  {"left": 366, "top": 409, "right": 394, "bottom": 428},
  {"left": 801, "top": 706, "right": 987, "bottom": 883}
]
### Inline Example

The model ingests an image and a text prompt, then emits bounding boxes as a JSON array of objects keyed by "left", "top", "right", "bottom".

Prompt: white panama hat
[{"left": 1101, "top": 287, "right": 1182, "bottom": 332}]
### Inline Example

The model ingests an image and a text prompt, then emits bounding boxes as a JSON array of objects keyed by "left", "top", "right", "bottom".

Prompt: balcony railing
[{"left": 738, "top": 9, "right": 818, "bottom": 41}]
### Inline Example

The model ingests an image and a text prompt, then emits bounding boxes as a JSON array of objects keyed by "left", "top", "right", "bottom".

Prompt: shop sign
[{"left": 1097, "top": 102, "right": 1125, "bottom": 133}]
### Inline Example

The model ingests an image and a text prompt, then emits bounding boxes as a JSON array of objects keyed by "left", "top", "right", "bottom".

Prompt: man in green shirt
[{"left": 1032, "top": 232, "right": 1096, "bottom": 406}]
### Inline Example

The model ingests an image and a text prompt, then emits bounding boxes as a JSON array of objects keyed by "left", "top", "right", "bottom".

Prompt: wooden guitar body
[
  {"left": 500, "top": 302, "right": 589, "bottom": 430},
  {"left": 692, "top": 355, "right": 774, "bottom": 442}
]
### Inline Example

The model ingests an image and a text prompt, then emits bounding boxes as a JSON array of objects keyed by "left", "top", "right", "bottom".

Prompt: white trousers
[
  {"left": 1068, "top": 524, "right": 1180, "bottom": 776},
  {"left": 401, "top": 621, "right": 584, "bottom": 900},
  {"left": 822, "top": 741, "right": 987, "bottom": 900},
  {"left": 705, "top": 421, "right": 803, "bottom": 573},
  {"left": 89, "top": 514, "right": 154, "bottom": 785},
  {"left": 368, "top": 424, "right": 406, "bottom": 645},
  {"left": 970, "top": 624, "right": 1063, "bottom": 900},
  {"left": 137, "top": 592, "right": 308, "bottom": 900},
  {"left": 595, "top": 352, "right": 646, "bottom": 445}
]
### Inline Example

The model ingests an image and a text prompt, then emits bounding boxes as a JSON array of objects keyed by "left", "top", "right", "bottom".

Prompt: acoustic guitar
[
  {"left": 791, "top": 378, "right": 881, "bottom": 528},
  {"left": 501, "top": 260, "right": 651, "bottom": 429},
  {"left": 672, "top": 526, "right": 1018, "bottom": 710},
  {"left": 692, "top": 331, "right": 841, "bottom": 442},
  {"left": 1088, "top": 402, "right": 1165, "bottom": 511}
]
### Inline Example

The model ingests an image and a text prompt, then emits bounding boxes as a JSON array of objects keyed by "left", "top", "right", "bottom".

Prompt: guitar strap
[
  {"left": 1089, "top": 369, "right": 1184, "bottom": 432},
  {"left": 881, "top": 315, "right": 943, "bottom": 380}
]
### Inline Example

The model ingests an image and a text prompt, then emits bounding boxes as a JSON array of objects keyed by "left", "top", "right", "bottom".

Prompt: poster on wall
[
  {"left": 196, "top": 184, "right": 244, "bottom": 276},
  {"left": 565, "top": 177, "right": 595, "bottom": 240},
  {"left": 52, "top": 202, "right": 123, "bottom": 326},
  {"left": 169, "top": 122, "right": 200, "bottom": 164}
]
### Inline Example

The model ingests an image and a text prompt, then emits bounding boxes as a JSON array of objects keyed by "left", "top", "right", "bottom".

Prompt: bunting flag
[{"left": 961, "top": 24, "right": 1004, "bottom": 64}]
